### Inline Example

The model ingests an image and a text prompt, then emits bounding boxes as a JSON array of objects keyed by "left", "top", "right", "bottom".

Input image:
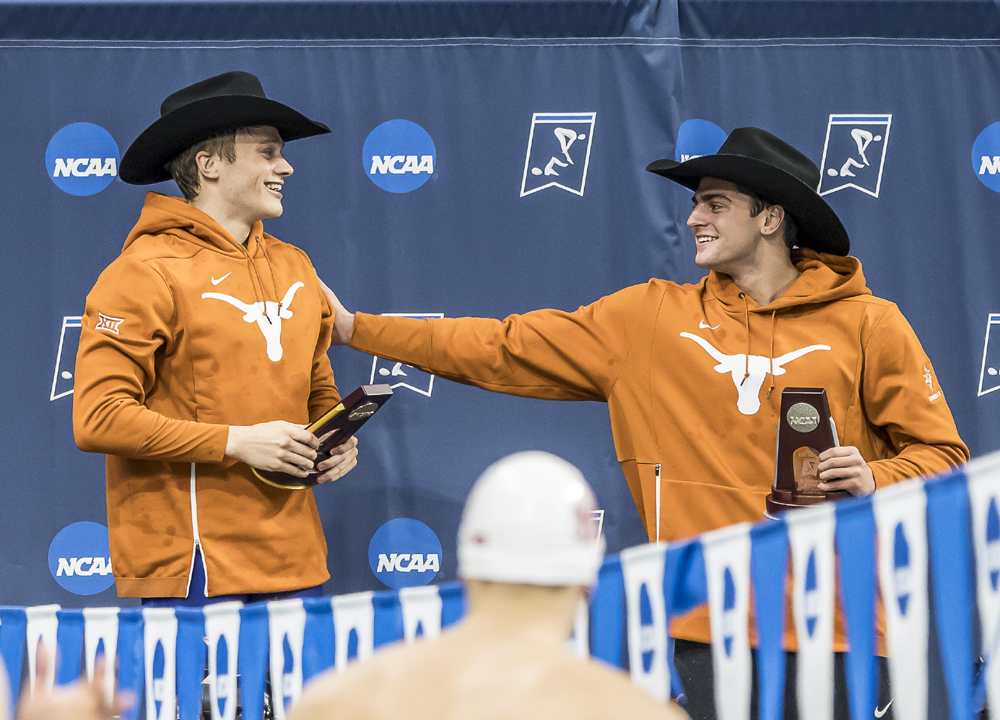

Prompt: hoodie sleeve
[
  {"left": 860, "top": 303, "right": 969, "bottom": 485},
  {"left": 73, "top": 256, "right": 229, "bottom": 462},
  {"left": 349, "top": 284, "right": 647, "bottom": 402}
]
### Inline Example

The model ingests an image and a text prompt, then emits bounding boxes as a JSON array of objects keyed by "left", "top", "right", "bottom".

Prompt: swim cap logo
[
  {"left": 973, "top": 122, "right": 1000, "bottom": 192},
  {"left": 363, "top": 120, "right": 436, "bottom": 194},
  {"left": 368, "top": 518, "right": 442, "bottom": 589},
  {"left": 48, "top": 521, "right": 115, "bottom": 595},
  {"left": 45, "top": 123, "right": 120, "bottom": 196}
]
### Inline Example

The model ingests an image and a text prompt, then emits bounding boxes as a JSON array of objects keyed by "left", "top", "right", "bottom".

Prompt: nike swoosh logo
[
  {"left": 699, "top": 320, "right": 720, "bottom": 330},
  {"left": 874, "top": 699, "right": 893, "bottom": 717},
  {"left": 211, "top": 272, "right": 232, "bottom": 286}
]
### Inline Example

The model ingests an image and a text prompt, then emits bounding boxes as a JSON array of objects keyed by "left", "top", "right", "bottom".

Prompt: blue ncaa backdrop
[{"left": 0, "top": 0, "right": 997, "bottom": 607}]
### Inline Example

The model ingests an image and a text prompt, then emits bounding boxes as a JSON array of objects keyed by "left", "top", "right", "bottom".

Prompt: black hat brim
[
  {"left": 646, "top": 154, "right": 850, "bottom": 256},
  {"left": 120, "top": 95, "right": 331, "bottom": 185}
]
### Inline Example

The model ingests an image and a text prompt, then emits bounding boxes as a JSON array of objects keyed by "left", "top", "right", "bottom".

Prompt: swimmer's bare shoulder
[
  {"left": 552, "top": 656, "right": 689, "bottom": 719},
  {"left": 289, "top": 637, "right": 443, "bottom": 720},
  {"left": 289, "top": 638, "right": 689, "bottom": 720}
]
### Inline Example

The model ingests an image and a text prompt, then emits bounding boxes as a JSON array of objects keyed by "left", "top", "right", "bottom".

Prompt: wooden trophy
[{"left": 765, "top": 387, "right": 850, "bottom": 516}]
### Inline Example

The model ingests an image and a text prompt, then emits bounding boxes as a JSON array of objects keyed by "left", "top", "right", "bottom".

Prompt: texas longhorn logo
[
  {"left": 680, "top": 332, "right": 831, "bottom": 415},
  {"left": 202, "top": 282, "right": 304, "bottom": 362}
]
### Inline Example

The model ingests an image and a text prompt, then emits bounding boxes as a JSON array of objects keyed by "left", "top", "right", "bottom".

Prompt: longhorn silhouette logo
[
  {"left": 680, "top": 332, "right": 831, "bottom": 415},
  {"left": 203, "top": 282, "right": 304, "bottom": 362}
]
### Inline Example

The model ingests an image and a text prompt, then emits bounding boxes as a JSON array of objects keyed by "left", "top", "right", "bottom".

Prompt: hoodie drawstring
[
  {"left": 738, "top": 294, "right": 779, "bottom": 402},
  {"left": 740, "top": 293, "right": 750, "bottom": 386},
  {"left": 767, "top": 310, "right": 777, "bottom": 400},
  {"left": 258, "top": 240, "right": 283, "bottom": 319},
  {"left": 236, "top": 234, "right": 282, "bottom": 323}
]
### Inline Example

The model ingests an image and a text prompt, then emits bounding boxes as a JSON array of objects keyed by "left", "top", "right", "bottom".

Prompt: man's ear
[
  {"left": 760, "top": 204, "right": 785, "bottom": 237},
  {"left": 195, "top": 151, "right": 220, "bottom": 181}
]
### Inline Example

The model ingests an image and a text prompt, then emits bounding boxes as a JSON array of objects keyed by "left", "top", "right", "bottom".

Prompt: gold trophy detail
[{"left": 765, "top": 388, "right": 850, "bottom": 516}]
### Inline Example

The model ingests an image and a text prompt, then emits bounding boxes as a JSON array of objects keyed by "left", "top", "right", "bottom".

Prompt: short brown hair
[
  {"left": 168, "top": 131, "right": 238, "bottom": 201},
  {"left": 734, "top": 182, "right": 799, "bottom": 250}
]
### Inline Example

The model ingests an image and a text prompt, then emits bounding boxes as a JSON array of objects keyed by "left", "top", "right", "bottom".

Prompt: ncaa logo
[
  {"left": 819, "top": 114, "right": 892, "bottom": 198},
  {"left": 48, "top": 521, "right": 115, "bottom": 595},
  {"left": 674, "top": 119, "right": 727, "bottom": 163},
  {"left": 973, "top": 122, "right": 1000, "bottom": 192},
  {"left": 46, "top": 122, "right": 120, "bottom": 196},
  {"left": 368, "top": 518, "right": 442, "bottom": 589},
  {"left": 520, "top": 113, "right": 596, "bottom": 197},
  {"left": 363, "top": 120, "right": 436, "bottom": 194}
]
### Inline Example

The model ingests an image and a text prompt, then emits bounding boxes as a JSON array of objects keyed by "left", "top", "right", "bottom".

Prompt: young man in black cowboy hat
[
  {"left": 73, "top": 71, "right": 357, "bottom": 606},
  {"left": 318, "top": 127, "right": 968, "bottom": 717}
]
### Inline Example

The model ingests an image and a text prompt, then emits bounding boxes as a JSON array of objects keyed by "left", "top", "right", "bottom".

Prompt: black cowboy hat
[
  {"left": 645, "top": 127, "right": 850, "bottom": 256},
  {"left": 119, "top": 71, "right": 331, "bottom": 185}
]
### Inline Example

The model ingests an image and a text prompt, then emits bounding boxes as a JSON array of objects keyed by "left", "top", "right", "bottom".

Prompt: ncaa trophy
[
  {"left": 253, "top": 384, "right": 393, "bottom": 490},
  {"left": 765, "top": 387, "right": 850, "bottom": 516}
]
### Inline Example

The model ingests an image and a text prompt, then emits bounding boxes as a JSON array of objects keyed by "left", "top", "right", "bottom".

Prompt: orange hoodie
[
  {"left": 73, "top": 193, "right": 339, "bottom": 598},
  {"left": 350, "top": 248, "right": 969, "bottom": 649}
]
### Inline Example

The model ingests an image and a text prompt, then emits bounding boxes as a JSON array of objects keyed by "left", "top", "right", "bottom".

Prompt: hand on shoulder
[{"left": 319, "top": 278, "right": 354, "bottom": 346}]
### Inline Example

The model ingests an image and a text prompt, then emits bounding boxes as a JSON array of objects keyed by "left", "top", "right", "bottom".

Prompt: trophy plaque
[
  {"left": 253, "top": 384, "right": 393, "bottom": 490},
  {"left": 765, "top": 387, "right": 850, "bottom": 516}
]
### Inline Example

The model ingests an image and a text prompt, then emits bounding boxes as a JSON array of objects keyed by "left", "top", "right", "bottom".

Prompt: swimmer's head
[{"left": 457, "top": 451, "right": 606, "bottom": 587}]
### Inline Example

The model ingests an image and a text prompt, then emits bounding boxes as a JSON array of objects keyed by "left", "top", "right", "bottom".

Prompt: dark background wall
[{"left": 1, "top": 0, "right": 998, "bottom": 607}]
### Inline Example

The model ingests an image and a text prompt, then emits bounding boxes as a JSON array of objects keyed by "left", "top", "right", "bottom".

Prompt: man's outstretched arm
[
  {"left": 321, "top": 278, "right": 355, "bottom": 346},
  {"left": 318, "top": 279, "right": 648, "bottom": 403}
]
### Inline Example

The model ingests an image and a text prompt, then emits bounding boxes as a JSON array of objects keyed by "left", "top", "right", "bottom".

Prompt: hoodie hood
[
  {"left": 706, "top": 248, "right": 871, "bottom": 313},
  {"left": 123, "top": 192, "right": 280, "bottom": 309},
  {"left": 123, "top": 192, "right": 265, "bottom": 257}
]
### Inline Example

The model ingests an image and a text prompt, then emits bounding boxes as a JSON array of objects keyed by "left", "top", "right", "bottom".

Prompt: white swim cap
[{"left": 458, "top": 451, "right": 606, "bottom": 586}]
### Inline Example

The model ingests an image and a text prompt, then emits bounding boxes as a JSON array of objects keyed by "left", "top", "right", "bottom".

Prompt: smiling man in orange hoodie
[
  {"left": 321, "top": 128, "right": 968, "bottom": 718},
  {"left": 73, "top": 72, "right": 357, "bottom": 607}
]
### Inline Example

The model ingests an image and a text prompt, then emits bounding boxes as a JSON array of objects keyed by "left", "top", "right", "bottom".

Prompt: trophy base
[{"left": 764, "top": 488, "right": 852, "bottom": 517}]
